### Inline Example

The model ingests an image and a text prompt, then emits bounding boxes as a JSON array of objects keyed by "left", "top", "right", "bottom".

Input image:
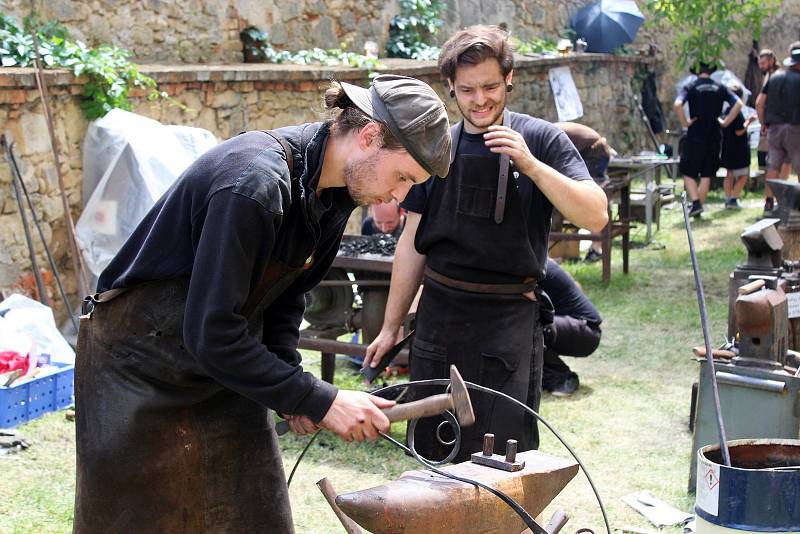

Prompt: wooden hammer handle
[{"left": 381, "top": 393, "right": 453, "bottom": 422}]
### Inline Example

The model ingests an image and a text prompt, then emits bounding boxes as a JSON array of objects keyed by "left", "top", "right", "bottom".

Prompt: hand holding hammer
[{"left": 277, "top": 366, "right": 475, "bottom": 440}]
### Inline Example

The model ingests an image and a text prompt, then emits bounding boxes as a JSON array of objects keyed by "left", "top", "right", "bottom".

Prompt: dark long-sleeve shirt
[{"left": 98, "top": 123, "right": 355, "bottom": 422}]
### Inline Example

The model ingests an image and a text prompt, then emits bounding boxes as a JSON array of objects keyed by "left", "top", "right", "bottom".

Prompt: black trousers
[
  {"left": 408, "top": 278, "right": 542, "bottom": 463},
  {"left": 543, "top": 315, "right": 602, "bottom": 382}
]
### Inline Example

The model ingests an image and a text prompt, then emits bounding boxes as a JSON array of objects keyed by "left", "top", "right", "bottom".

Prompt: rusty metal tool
[
  {"left": 681, "top": 192, "right": 731, "bottom": 467},
  {"left": 360, "top": 329, "right": 414, "bottom": 383},
  {"left": 471, "top": 433, "right": 526, "bottom": 472},
  {"left": 277, "top": 365, "right": 474, "bottom": 436}
]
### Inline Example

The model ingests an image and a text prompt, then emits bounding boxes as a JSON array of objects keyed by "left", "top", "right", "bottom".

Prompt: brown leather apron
[{"left": 74, "top": 134, "right": 304, "bottom": 534}]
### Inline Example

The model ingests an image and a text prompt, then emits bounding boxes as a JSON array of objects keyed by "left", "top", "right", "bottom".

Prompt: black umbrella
[{"left": 571, "top": 0, "right": 645, "bottom": 54}]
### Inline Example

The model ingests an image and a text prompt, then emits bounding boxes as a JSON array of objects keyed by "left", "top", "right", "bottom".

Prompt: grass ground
[{"left": 0, "top": 183, "right": 785, "bottom": 533}]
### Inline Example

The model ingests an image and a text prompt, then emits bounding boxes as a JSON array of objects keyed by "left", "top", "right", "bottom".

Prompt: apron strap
[
  {"left": 424, "top": 266, "right": 536, "bottom": 295},
  {"left": 494, "top": 109, "right": 512, "bottom": 224}
]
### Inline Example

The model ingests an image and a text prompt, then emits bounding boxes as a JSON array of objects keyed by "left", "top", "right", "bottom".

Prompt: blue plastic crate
[{"left": 0, "top": 362, "right": 74, "bottom": 428}]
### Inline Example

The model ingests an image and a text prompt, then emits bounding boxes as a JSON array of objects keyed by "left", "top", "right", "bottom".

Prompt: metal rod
[
  {"left": 29, "top": 28, "right": 91, "bottom": 298},
  {"left": 681, "top": 192, "right": 731, "bottom": 467},
  {"left": 2, "top": 135, "right": 48, "bottom": 305},
  {"left": 2, "top": 136, "right": 79, "bottom": 331}
]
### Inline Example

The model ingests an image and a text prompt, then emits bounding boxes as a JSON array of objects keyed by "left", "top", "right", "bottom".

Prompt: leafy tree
[{"left": 643, "top": 0, "right": 780, "bottom": 71}]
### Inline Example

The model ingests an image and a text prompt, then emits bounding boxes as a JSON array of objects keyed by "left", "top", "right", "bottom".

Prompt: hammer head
[{"left": 449, "top": 365, "right": 475, "bottom": 427}]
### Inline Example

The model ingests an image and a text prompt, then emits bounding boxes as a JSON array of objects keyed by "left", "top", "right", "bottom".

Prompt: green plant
[
  {"left": 239, "top": 28, "right": 384, "bottom": 77},
  {"left": 643, "top": 0, "right": 780, "bottom": 71},
  {"left": 514, "top": 36, "right": 559, "bottom": 56},
  {"left": 386, "top": 0, "right": 446, "bottom": 61},
  {"left": 0, "top": 14, "right": 162, "bottom": 119}
]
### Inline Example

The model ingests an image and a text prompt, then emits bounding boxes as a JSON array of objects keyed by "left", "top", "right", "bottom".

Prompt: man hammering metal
[
  {"left": 72, "top": 74, "right": 451, "bottom": 533},
  {"left": 365, "top": 25, "right": 608, "bottom": 462}
]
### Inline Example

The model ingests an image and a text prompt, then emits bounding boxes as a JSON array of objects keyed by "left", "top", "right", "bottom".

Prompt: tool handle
[{"left": 381, "top": 393, "right": 452, "bottom": 422}]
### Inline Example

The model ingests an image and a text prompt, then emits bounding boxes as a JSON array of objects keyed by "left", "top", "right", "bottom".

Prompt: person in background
[
  {"left": 720, "top": 83, "right": 754, "bottom": 209},
  {"left": 555, "top": 122, "right": 614, "bottom": 262},
  {"left": 539, "top": 259, "right": 602, "bottom": 396},
  {"left": 756, "top": 49, "right": 791, "bottom": 212},
  {"left": 362, "top": 199, "right": 406, "bottom": 237},
  {"left": 674, "top": 62, "right": 742, "bottom": 217},
  {"left": 757, "top": 42, "right": 800, "bottom": 216}
]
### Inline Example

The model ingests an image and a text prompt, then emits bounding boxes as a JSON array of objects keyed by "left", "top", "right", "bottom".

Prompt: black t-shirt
[
  {"left": 402, "top": 112, "right": 591, "bottom": 282},
  {"left": 721, "top": 110, "right": 750, "bottom": 169},
  {"left": 539, "top": 259, "right": 601, "bottom": 324},
  {"left": 98, "top": 124, "right": 353, "bottom": 423},
  {"left": 677, "top": 77, "right": 738, "bottom": 142},
  {"left": 762, "top": 69, "right": 800, "bottom": 125}
]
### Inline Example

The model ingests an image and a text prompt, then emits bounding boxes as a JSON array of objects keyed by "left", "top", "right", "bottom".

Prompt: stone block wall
[{"left": 0, "top": 55, "right": 652, "bottom": 319}]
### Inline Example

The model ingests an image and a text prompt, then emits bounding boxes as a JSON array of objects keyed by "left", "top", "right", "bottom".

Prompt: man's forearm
[
  {"left": 720, "top": 100, "right": 743, "bottom": 129},
  {"left": 382, "top": 213, "right": 426, "bottom": 331},
  {"left": 756, "top": 94, "right": 767, "bottom": 125},
  {"left": 527, "top": 163, "right": 608, "bottom": 232},
  {"left": 674, "top": 101, "right": 688, "bottom": 129}
]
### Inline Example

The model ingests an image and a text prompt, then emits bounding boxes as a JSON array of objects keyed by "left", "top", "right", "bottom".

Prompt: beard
[
  {"left": 455, "top": 93, "right": 506, "bottom": 132},
  {"left": 344, "top": 151, "right": 382, "bottom": 206}
]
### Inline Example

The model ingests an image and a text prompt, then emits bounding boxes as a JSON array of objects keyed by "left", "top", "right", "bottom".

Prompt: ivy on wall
[
  {"left": 0, "top": 14, "right": 164, "bottom": 120},
  {"left": 386, "top": 0, "right": 446, "bottom": 61},
  {"left": 240, "top": 27, "right": 383, "bottom": 76}
]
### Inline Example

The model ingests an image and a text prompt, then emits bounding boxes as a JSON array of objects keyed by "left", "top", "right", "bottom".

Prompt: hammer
[{"left": 276, "top": 365, "right": 475, "bottom": 436}]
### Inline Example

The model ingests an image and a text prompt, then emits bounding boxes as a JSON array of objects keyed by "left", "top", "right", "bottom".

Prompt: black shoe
[
  {"left": 725, "top": 198, "right": 741, "bottom": 210},
  {"left": 584, "top": 249, "right": 602, "bottom": 263},
  {"left": 544, "top": 372, "right": 580, "bottom": 397},
  {"left": 763, "top": 198, "right": 777, "bottom": 217},
  {"left": 688, "top": 200, "right": 703, "bottom": 218}
]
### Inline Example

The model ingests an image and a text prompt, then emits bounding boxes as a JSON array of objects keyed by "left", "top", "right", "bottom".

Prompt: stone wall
[
  {"left": 3, "top": 0, "right": 797, "bottom": 125},
  {"left": 0, "top": 55, "right": 652, "bottom": 319}
]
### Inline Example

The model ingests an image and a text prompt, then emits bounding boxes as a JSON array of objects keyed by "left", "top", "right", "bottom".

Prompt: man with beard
[
  {"left": 758, "top": 44, "right": 799, "bottom": 215},
  {"left": 364, "top": 25, "right": 607, "bottom": 462},
  {"left": 73, "top": 75, "right": 451, "bottom": 533}
]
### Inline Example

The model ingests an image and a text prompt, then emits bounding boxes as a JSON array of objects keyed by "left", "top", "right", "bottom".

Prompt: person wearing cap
[
  {"left": 365, "top": 25, "right": 608, "bottom": 462},
  {"left": 674, "top": 61, "right": 743, "bottom": 218},
  {"left": 757, "top": 41, "right": 800, "bottom": 216},
  {"left": 73, "top": 75, "right": 451, "bottom": 533}
]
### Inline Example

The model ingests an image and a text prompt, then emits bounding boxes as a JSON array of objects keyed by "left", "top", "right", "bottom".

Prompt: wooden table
[
  {"left": 607, "top": 157, "right": 679, "bottom": 243},
  {"left": 548, "top": 174, "right": 633, "bottom": 284}
]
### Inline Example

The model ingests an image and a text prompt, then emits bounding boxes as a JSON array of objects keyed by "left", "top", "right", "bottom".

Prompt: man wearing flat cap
[
  {"left": 73, "top": 75, "right": 451, "bottom": 533},
  {"left": 366, "top": 25, "right": 608, "bottom": 462},
  {"left": 757, "top": 41, "right": 800, "bottom": 203}
]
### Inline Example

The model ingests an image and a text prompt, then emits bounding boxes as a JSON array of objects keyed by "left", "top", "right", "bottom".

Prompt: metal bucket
[{"left": 695, "top": 439, "right": 800, "bottom": 533}]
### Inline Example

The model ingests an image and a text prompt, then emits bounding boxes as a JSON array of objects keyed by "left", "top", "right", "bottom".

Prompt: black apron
[
  {"left": 74, "top": 133, "right": 306, "bottom": 534},
  {"left": 409, "top": 111, "right": 544, "bottom": 463}
]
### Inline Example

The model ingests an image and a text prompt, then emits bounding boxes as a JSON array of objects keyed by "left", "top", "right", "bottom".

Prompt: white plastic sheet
[
  {"left": 0, "top": 294, "right": 75, "bottom": 365},
  {"left": 77, "top": 109, "right": 218, "bottom": 282}
]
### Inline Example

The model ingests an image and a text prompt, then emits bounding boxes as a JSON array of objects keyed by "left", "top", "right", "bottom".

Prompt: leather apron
[
  {"left": 410, "top": 112, "right": 544, "bottom": 463},
  {"left": 74, "top": 134, "right": 306, "bottom": 534}
]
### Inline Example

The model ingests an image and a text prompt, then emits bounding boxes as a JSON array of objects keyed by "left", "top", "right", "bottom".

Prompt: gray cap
[{"left": 340, "top": 74, "right": 451, "bottom": 178}]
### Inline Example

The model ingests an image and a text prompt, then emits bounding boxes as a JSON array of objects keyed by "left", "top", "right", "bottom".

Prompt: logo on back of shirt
[{"left": 695, "top": 85, "right": 720, "bottom": 93}]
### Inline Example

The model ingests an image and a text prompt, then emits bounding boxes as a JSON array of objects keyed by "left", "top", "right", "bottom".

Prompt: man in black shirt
[
  {"left": 674, "top": 62, "right": 742, "bottom": 217},
  {"left": 757, "top": 42, "right": 800, "bottom": 215},
  {"left": 539, "top": 259, "right": 602, "bottom": 396},
  {"left": 365, "top": 25, "right": 607, "bottom": 462},
  {"left": 73, "top": 75, "right": 451, "bottom": 533}
]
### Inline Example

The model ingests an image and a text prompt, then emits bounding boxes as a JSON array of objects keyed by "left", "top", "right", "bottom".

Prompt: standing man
[
  {"left": 674, "top": 62, "right": 742, "bottom": 217},
  {"left": 365, "top": 25, "right": 607, "bottom": 462},
  {"left": 362, "top": 199, "right": 406, "bottom": 237},
  {"left": 757, "top": 42, "right": 800, "bottom": 215},
  {"left": 74, "top": 75, "right": 451, "bottom": 533},
  {"left": 756, "top": 49, "right": 791, "bottom": 212}
]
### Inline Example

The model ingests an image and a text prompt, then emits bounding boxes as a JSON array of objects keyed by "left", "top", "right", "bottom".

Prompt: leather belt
[{"left": 424, "top": 266, "right": 536, "bottom": 296}]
